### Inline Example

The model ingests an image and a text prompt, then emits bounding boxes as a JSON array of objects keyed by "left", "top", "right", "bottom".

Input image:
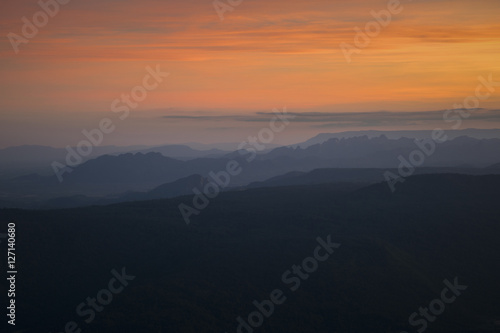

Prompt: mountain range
[{"left": 2, "top": 132, "right": 500, "bottom": 209}]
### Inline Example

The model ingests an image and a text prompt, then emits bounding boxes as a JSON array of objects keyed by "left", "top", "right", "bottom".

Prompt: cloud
[{"left": 162, "top": 108, "right": 500, "bottom": 127}]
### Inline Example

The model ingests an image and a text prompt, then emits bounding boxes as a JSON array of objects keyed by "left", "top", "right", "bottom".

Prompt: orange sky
[{"left": 1, "top": 0, "right": 499, "bottom": 147}]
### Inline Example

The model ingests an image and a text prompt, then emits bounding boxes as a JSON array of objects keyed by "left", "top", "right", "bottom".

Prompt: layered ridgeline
[
  {"left": 0, "top": 144, "right": 231, "bottom": 179},
  {"left": 1, "top": 174, "right": 499, "bottom": 333},
  {"left": 3, "top": 128, "right": 497, "bottom": 178},
  {"left": 1, "top": 134, "right": 500, "bottom": 209}
]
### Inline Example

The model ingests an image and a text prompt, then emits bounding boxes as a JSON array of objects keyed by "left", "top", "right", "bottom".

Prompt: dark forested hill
[{"left": 1, "top": 174, "right": 499, "bottom": 333}]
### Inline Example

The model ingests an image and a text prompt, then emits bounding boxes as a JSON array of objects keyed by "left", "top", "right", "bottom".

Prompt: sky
[{"left": 1, "top": 0, "right": 500, "bottom": 148}]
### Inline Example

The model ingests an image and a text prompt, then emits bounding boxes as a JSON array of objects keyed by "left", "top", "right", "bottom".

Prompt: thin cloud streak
[{"left": 163, "top": 109, "right": 500, "bottom": 125}]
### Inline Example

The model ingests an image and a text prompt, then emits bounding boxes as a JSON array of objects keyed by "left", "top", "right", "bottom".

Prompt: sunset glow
[{"left": 1, "top": 0, "right": 499, "bottom": 147}]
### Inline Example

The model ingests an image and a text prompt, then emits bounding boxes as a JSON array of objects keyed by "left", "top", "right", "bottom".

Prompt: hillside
[{"left": 1, "top": 174, "right": 499, "bottom": 333}]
